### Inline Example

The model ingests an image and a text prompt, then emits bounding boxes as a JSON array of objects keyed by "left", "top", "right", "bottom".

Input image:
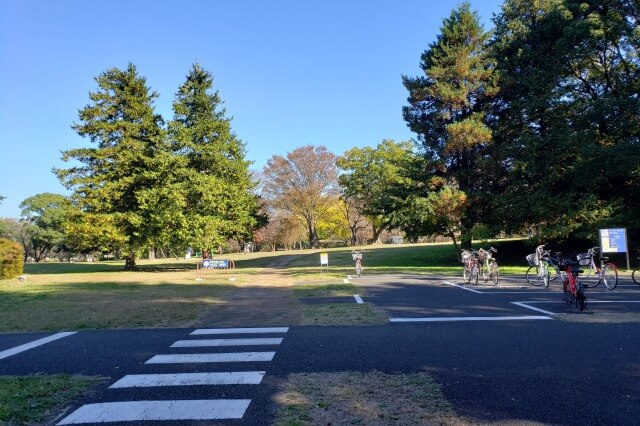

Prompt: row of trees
[
  {"left": 36, "top": 63, "right": 263, "bottom": 269},
  {"left": 2, "top": 0, "right": 637, "bottom": 269}
]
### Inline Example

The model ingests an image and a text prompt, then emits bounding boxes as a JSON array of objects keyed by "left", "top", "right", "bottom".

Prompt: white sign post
[{"left": 320, "top": 252, "right": 329, "bottom": 272}]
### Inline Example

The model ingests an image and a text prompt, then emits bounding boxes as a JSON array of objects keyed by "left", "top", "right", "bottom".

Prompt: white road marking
[
  {"left": 145, "top": 352, "right": 276, "bottom": 364},
  {"left": 57, "top": 399, "right": 250, "bottom": 424},
  {"left": 110, "top": 372, "right": 265, "bottom": 388},
  {"left": 442, "top": 281, "right": 483, "bottom": 294},
  {"left": 190, "top": 327, "right": 288, "bottom": 335},
  {"left": 171, "top": 338, "right": 283, "bottom": 347},
  {"left": 482, "top": 291, "right": 564, "bottom": 294},
  {"left": 511, "top": 302, "right": 558, "bottom": 316},
  {"left": 353, "top": 295, "right": 364, "bottom": 304},
  {"left": 390, "top": 315, "right": 551, "bottom": 323},
  {"left": 0, "top": 332, "right": 76, "bottom": 361},
  {"left": 344, "top": 278, "right": 350, "bottom": 283}
]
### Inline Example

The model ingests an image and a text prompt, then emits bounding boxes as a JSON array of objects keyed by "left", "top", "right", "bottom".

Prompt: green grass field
[{"left": 1, "top": 239, "right": 541, "bottom": 332}]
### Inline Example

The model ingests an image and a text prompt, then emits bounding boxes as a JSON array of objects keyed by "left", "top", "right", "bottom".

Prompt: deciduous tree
[{"left": 262, "top": 146, "right": 339, "bottom": 248}]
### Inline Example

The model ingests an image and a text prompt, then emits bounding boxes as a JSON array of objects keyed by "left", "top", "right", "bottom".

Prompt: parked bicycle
[
  {"left": 352, "top": 251, "right": 363, "bottom": 277},
  {"left": 526, "top": 245, "right": 565, "bottom": 287},
  {"left": 632, "top": 249, "right": 640, "bottom": 286},
  {"left": 461, "top": 249, "right": 480, "bottom": 285},
  {"left": 478, "top": 247, "right": 499, "bottom": 285},
  {"left": 558, "top": 256, "right": 587, "bottom": 311},
  {"left": 576, "top": 246, "right": 618, "bottom": 289}
]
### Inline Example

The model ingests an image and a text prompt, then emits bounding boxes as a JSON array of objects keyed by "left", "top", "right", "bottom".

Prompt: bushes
[{"left": 0, "top": 238, "right": 24, "bottom": 279}]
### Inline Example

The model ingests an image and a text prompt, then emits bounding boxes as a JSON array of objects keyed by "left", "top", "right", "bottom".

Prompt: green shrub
[{"left": 0, "top": 238, "right": 24, "bottom": 279}]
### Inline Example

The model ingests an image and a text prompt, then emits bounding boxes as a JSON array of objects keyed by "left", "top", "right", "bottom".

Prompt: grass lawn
[
  {"left": 0, "top": 239, "right": 540, "bottom": 332},
  {"left": 274, "top": 371, "right": 464, "bottom": 425},
  {"left": 0, "top": 374, "right": 104, "bottom": 424}
]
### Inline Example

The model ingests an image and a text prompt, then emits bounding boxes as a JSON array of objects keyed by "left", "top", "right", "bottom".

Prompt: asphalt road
[{"left": 2, "top": 273, "right": 640, "bottom": 425}]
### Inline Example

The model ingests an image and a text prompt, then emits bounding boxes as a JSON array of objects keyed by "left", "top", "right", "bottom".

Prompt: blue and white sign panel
[
  {"left": 202, "top": 260, "right": 229, "bottom": 269},
  {"left": 599, "top": 228, "right": 628, "bottom": 253}
]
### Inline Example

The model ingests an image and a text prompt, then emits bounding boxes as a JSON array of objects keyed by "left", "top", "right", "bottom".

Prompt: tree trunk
[
  {"left": 124, "top": 255, "right": 137, "bottom": 271},
  {"left": 372, "top": 225, "right": 383, "bottom": 244},
  {"left": 448, "top": 231, "right": 462, "bottom": 263}
]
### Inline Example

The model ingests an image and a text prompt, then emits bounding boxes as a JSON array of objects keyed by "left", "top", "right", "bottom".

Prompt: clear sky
[{"left": 0, "top": 0, "right": 504, "bottom": 218}]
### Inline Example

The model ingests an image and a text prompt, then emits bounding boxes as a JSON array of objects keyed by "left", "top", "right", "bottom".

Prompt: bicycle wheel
[
  {"left": 549, "top": 264, "right": 560, "bottom": 282},
  {"left": 526, "top": 266, "right": 543, "bottom": 286},
  {"left": 471, "top": 264, "right": 479, "bottom": 285},
  {"left": 577, "top": 291, "right": 586, "bottom": 312},
  {"left": 633, "top": 269, "right": 640, "bottom": 286},
  {"left": 543, "top": 268, "right": 550, "bottom": 288},
  {"left": 490, "top": 261, "right": 499, "bottom": 285},
  {"left": 601, "top": 264, "right": 618, "bottom": 290},
  {"left": 463, "top": 265, "right": 471, "bottom": 284},
  {"left": 482, "top": 263, "right": 489, "bottom": 282},
  {"left": 581, "top": 268, "right": 600, "bottom": 288}
]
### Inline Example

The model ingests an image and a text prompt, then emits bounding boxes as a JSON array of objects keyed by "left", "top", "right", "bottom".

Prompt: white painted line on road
[
  {"left": 442, "top": 281, "right": 484, "bottom": 294},
  {"left": 483, "top": 291, "right": 564, "bottom": 294},
  {"left": 145, "top": 352, "right": 276, "bottom": 364},
  {"left": 0, "top": 332, "right": 76, "bottom": 361},
  {"left": 57, "top": 399, "right": 251, "bottom": 424},
  {"left": 344, "top": 278, "right": 350, "bottom": 283},
  {"left": 110, "top": 371, "right": 265, "bottom": 388},
  {"left": 354, "top": 295, "right": 364, "bottom": 304},
  {"left": 390, "top": 315, "right": 551, "bottom": 323},
  {"left": 190, "top": 327, "right": 288, "bottom": 335},
  {"left": 171, "top": 338, "right": 283, "bottom": 348},
  {"left": 511, "top": 302, "right": 558, "bottom": 316}
]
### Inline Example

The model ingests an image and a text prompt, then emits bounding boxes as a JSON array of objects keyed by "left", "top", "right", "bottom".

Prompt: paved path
[{"left": 2, "top": 273, "right": 640, "bottom": 424}]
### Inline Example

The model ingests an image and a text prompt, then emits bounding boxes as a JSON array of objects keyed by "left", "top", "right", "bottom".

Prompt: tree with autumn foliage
[{"left": 262, "top": 145, "right": 339, "bottom": 248}]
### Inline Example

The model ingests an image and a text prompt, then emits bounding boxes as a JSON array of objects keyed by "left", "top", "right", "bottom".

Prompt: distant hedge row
[{"left": 0, "top": 238, "right": 24, "bottom": 279}]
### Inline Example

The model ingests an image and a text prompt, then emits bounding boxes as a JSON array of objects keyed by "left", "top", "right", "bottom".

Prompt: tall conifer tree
[
  {"left": 57, "top": 64, "right": 174, "bottom": 270},
  {"left": 169, "top": 64, "right": 258, "bottom": 254},
  {"left": 402, "top": 2, "right": 497, "bottom": 248}
]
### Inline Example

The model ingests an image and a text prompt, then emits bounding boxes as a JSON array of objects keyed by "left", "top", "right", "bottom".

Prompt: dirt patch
[
  {"left": 195, "top": 268, "right": 303, "bottom": 327},
  {"left": 556, "top": 312, "right": 640, "bottom": 323},
  {"left": 273, "top": 371, "right": 466, "bottom": 425}
]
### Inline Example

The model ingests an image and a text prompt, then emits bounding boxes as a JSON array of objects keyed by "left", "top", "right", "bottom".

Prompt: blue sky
[{"left": 0, "top": 0, "right": 504, "bottom": 218}]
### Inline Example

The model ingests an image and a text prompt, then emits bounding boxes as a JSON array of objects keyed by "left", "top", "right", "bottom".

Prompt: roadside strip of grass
[
  {"left": 0, "top": 374, "right": 105, "bottom": 425},
  {"left": 274, "top": 371, "right": 464, "bottom": 425}
]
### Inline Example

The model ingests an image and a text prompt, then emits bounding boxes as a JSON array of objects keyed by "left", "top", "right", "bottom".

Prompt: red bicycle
[{"left": 559, "top": 257, "right": 587, "bottom": 312}]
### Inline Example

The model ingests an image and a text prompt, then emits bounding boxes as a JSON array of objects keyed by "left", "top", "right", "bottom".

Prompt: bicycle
[
  {"left": 632, "top": 250, "right": 640, "bottom": 286},
  {"left": 462, "top": 249, "right": 480, "bottom": 285},
  {"left": 576, "top": 246, "right": 618, "bottom": 289},
  {"left": 559, "top": 256, "right": 587, "bottom": 311},
  {"left": 478, "top": 247, "right": 499, "bottom": 285},
  {"left": 525, "top": 245, "right": 552, "bottom": 287},
  {"left": 352, "top": 251, "right": 363, "bottom": 277}
]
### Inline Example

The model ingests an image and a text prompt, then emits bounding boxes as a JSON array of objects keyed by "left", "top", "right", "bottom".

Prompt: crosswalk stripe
[
  {"left": 171, "top": 338, "right": 283, "bottom": 347},
  {"left": 0, "top": 332, "right": 76, "bottom": 361},
  {"left": 191, "top": 327, "right": 289, "bottom": 335},
  {"left": 145, "top": 352, "right": 276, "bottom": 364},
  {"left": 57, "top": 399, "right": 250, "bottom": 424},
  {"left": 109, "top": 371, "right": 265, "bottom": 388}
]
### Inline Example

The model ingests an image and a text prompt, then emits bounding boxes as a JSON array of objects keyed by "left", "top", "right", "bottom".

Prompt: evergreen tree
[
  {"left": 168, "top": 64, "right": 259, "bottom": 255},
  {"left": 402, "top": 2, "right": 497, "bottom": 248},
  {"left": 56, "top": 64, "right": 174, "bottom": 270},
  {"left": 491, "top": 0, "right": 640, "bottom": 241}
]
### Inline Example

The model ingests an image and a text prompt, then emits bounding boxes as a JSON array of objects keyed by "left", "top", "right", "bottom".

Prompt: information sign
[
  {"left": 320, "top": 252, "right": 329, "bottom": 267},
  {"left": 599, "top": 228, "right": 628, "bottom": 253}
]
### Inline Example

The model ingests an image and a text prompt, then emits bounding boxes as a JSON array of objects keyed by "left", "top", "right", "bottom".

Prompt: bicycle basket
[
  {"left": 576, "top": 253, "right": 591, "bottom": 266},
  {"left": 526, "top": 253, "right": 538, "bottom": 266}
]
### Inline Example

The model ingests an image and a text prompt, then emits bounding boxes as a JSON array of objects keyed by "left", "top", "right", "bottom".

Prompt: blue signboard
[
  {"left": 599, "top": 228, "right": 628, "bottom": 253},
  {"left": 202, "top": 260, "right": 229, "bottom": 269}
]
